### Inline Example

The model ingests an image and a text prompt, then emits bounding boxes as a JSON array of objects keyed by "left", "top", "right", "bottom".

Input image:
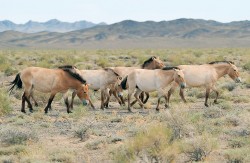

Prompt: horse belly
[{"left": 33, "top": 83, "right": 52, "bottom": 93}]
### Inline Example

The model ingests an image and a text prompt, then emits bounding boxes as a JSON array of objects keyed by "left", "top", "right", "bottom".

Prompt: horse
[
  {"left": 167, "top": 61, "right": 241, "bottom": 107},
  {"left": 9, "top": 65, "right": 90, "bottom": 114},
  {"left": 104, "top": 56, "right": 165, "bottom": 107},
  {"left": 70, "top": 68, "right": 122, "bottom": 110},
  {"left": 121, "top": 67, "right": 186, "bottom": 112}
]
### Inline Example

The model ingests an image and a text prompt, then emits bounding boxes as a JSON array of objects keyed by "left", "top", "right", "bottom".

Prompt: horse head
[
  {"left": 227, "top": 62, "right": 241, "bottom": 83},
  {"left": 173, "top": 68, "right": 186, "bottom": 89},
  {"left": 142, "top": 56, "right": 165, "bottom": 69},
  {"left": 77, "top": 84, "right": 91, "bottom": 105}
]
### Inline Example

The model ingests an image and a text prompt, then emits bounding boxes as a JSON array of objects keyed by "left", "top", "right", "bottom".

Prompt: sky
[{"left": 1, "top": 0, "right": 250, "bottom": 24}]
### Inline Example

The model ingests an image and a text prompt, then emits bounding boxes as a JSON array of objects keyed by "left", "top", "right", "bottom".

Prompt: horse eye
[{"left": 234, "top": 69, "right": 236, "bottom": 71}]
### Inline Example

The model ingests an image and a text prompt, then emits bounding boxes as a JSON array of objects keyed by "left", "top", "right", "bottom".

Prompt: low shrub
[
  {"left": 113, "top": 124, "right": 177, "bottom": 163},
  {"left": 180, "top": 134, "right": 217, "bottom": 162},
  {"left": 0, "top": 128, "right": 38, "bottom": 145},
  {"left": 0, "top": 89, "right": 12, "bottom": 116}
]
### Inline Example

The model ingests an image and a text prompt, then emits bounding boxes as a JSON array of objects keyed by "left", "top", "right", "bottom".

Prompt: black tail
[
  {"left": 8, "top": 73, "right": 22, "bottom": 94},
  {"left": 121, "top": 76, "right": 128, "bottom": 90}
]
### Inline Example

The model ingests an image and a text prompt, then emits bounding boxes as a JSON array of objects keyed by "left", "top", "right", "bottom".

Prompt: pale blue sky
[{"left": 1, "top": 0, "right": 249, "bottom": 24}]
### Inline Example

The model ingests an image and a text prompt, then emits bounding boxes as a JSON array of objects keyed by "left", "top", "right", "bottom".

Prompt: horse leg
[
  {"left": 89, "top": 98, "right": 95, "bottom": 109},
  {"left": 21, "top": 92, "right": 26, "bottom": 113},
  {"left": 23, "top": 91, "right": 33, "bottom": 113},
  {"left": 30, "top": 91, "right": 38, "bottom": 107},
  {"left": 167, "top": 85, "right": 177, "bottom": 108},
  {"left": 100, "top": 90, "right": 105, "bottom": 110},
  {"left": 63, "top": 93, "right": 72, "bottom": 113},
  {"left": 156, "top": 96, "right": 164, "bottom": 111},
  {"left": 179, "top": 88, "right": 187, "bottom": 103},
  {"left": 44, "top": 94, "right": 55, "bottom": 114},
  {"left": 113, "top": 91, "right": 123, "bottom": 106},
  {"left": 127, "top": 88, "right": 135, "bottom": 112},
  {"left": 70, "top": 91, "right": 77, "bottom": 109},
  {"left": 211, "top": 86, "right": 219, "bottom": 104},
  {"left": 204, "top": 88, "right": 211, "bottom": 107},
  {"left": 139, "top": 92, "right": 144, "bottom": 104},
  {"left": 143, "top": 92, "right": 150, "bottom": 104},
  {"left": 134, "top": 89, "right": 144, "bottom": 109},
  {"left": 120, "top": 95, "right": 125, "bottom": 105}
]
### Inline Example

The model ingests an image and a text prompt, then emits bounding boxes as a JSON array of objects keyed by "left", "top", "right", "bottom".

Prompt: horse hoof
[
  {"left": 205, "top": 104, "right": 209, "bottom": 107},
  {"left": 128, "top": 109, "right": 133, "bottom": 113},
  {"left": 67, "top": 111, "right": 73, "bottom": 114},
  {"left": 214, "top": 100, "right": 219, "bottom": 104},
  {"left": 21, "top": 110, "right": 26, "bottom": 113},
  {"left": 164, "top": 104, "right": 169, "bottom": 108},
  {"left": 29, "top": 109, "right": 33, "bottom": 113},
  {"left": 35, "top": 103, "right": 38, "bottom": 107}
]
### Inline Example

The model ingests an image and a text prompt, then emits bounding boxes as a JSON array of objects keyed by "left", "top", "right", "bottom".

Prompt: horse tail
[
  {"left": 121, "top": 76, "right": 128, "bottom": 90},
  {"left": 8, "top": 73, "right": 22, "bottom": 94}
]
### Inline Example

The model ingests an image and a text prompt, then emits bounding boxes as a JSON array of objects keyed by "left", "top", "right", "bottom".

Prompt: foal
[
  {"left": 9, "top": 66, "right": 90, "bottom": 113},
  {"left": 167, "top": 61, "right": 241, "bottom": 107}
]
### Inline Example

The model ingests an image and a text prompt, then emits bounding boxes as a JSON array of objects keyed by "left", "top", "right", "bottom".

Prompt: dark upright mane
[
  {"left": 58, "top": 65, "right": 86, "bottom": 84},
  {"left": 162, "top": 66, "right": 180, "bottom": 71},
  {"left": 104, "top": 68, "right": 120, "bottom": 77},
  {"left": 58, "top": 65, "right": 77, "bottom": 69},
  {"left": 209, "top": 61, "right": 234, "bottom": 65},
  {"left": 141, "top": 56, "right": 156, "bottom": 68}
]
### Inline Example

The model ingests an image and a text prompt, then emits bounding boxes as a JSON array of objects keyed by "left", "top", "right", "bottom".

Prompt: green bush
[
  {"left": 0, "top": 128, "right": 38, "bottom": 145},
  {"left": 4, "top": 67, "right": 18, "bottom": 76},
  {"left": 180, "top": 134, "right": 217, "bottom": 162},
  {"left": 113, "top": 124, "right": 176, "bottom": 163},
  {"left": 0, "top": 89, "right": 12, "bottom": 116},
  {"left": 243, "top": 61, "right": 250, "bottom": 70}
]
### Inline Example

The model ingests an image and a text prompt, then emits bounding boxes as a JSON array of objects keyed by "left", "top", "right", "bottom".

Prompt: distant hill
[
  {"left": 1, "top": 18, "right": 250, "bottom": 48},
  {"left": 0, "top": 19, "right": 105, "bottom": 33}
]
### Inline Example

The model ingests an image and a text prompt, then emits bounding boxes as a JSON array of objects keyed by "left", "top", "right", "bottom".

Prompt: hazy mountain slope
[
  {"left": 1, "top": 18, "right": 250, "bottom": 48},
  {"left": 0, "top": 19, "right": 104, "bottom": 33}
]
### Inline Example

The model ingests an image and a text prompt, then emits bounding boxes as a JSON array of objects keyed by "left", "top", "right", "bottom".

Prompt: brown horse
[
  {"left": 104, "top": 56, "right": 165, "bottom": 107},
  {"left": 9, "top": 65, "right": 90, "bottom": 113},
  {"left": 121, "top": 67, "right": 186, "bottom": 112},
  {"left": 167, "top": 61, "right": 241, "bottom": 107}
]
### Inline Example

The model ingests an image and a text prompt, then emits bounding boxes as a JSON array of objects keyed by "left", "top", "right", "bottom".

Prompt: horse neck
[
  {"left": 212, "top": 63, "right": 231, "bottom": 79},
  {"left": 144, "top": 62, "right": 158, "bottom": 69},
  {"left": 159, "top": 70, "right": 175, "bottom": 86}
]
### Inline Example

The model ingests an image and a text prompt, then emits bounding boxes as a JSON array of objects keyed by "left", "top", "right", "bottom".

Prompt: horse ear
[
  {"left": 152, "top": 56, "right": 156, "bottom": 60},
  {"left": 173, "top": 68, "right": 179, "bottom": 71}
]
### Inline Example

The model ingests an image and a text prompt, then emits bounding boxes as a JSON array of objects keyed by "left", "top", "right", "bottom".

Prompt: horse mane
[
  {"left": 58, "top": 65, "right": 86, "bottom": 84},
  {"left": 141, "top": 56, "right": 157, "bottom": 68},
  {"left": 58, "top": 65, "right": 77, "bottom": 69},
  {"left": 103, "top": 68, "right": 120, "bottom": 76},
  {"left": 162, "top": 66, "right": 180, "bottom": 71},
  {"left": 209, "top": 61, "right": 234, "bottom": 65}
]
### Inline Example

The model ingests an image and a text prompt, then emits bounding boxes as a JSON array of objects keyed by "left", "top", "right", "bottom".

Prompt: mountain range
[
  {"left": 1, "top": 18, "right": 250, "bottom": 48},
  {"left": 0, "top": 19, "right": 105, "bottom": 33}
]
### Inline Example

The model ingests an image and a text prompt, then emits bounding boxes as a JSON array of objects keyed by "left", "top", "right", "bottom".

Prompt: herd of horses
[{"left": 8, "top": 56, "right": 241, "bottom": 114}]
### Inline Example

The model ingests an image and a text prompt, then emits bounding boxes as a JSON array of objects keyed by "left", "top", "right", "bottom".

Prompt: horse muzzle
[
  {"left": 118, "top": 92, "right": 123, "bottom": 97},
  {"left": 82, "top": 99, "right": 89, "bottom": 106},
  {"left": 235, "top": 77, "right": 242, "bottom": 83},
  {"left": 180, "top": 83, "right": 186, "bottom": 89}
]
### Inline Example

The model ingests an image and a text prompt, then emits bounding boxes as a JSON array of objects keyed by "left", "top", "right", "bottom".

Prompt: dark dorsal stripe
[
  {"left": 104, "top": 68, "right": 120, "bottom": 77},
  {"left": 209, "top": 61, "right": 234, "bottom": 65},
  {"left": 141, "top": 56, "right": 157, "bottom": 68},
  {"left": 59, "top": 65, "right": 86, "bottom": 84},
  {"left": 58, "top": 65, "right": 77, "bottom": 69},
  {"left": 162, "top": 66, "right": 180, "bottom": 71}
]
